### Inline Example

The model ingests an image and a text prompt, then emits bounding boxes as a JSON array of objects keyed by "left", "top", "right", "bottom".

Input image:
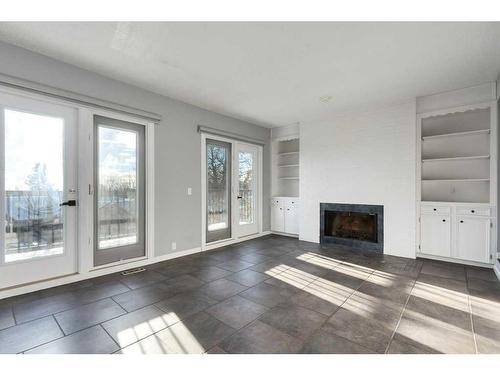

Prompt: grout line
[
  {"left": 383, "top": 276, "right": 417, "bottom": 354},
  {"left": 464, "top": 269, "right": 479, "bottom": 354},
  {"left": 300, "top": 265, "right": 377, "bottom": 353},
  {"left": 52, "top": 313, "right": 67, "bottom": 337},
  {"left": 100, "top": 323, "right": 121, "bottom": 351},
  {"left": 19, "top": 315, "right": 67, "bottom": 354}
]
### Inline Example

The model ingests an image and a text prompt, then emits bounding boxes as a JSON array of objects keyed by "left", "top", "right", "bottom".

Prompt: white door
[
  {"left": 233, "top": 142, "right": 260, "bottom": 238},
  {"left": 420, "top": 214, "right": 451, "bottom": 257},
  {"left": 271, "top": 198, "right": 284, "bottom": 232},
  {"left": 0, "top": 92, "right": 77, "bottom": 288},
  {"left": 284, "top": 199, "right": 299, "bottom": 235},
  {"left": 456, "top": 216, "right": 490, "bottom": 263}
]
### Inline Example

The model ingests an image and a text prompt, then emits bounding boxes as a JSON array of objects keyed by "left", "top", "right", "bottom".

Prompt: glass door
[
  {"left": 94, "top": 116, "right": 145, "bottom": 266},
  {"left": 206, "top": 139, "right": 231, "bottom": 243},
  {"left": 0, "top": 92, "right": 77, "bottom": 289},
  {"left": 233, "top": 142, "right": 259, "bottom": 238}
]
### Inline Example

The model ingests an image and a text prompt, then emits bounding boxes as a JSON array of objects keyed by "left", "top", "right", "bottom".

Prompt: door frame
[
  {"left": 78, "top": 107, "right": 155, "bottom": 273},
  {"left": 201, "top": 133, "right": 263, "bottom": 250},
  {"left": 93, "top": 115, "right": 147, "bottom": 267}
]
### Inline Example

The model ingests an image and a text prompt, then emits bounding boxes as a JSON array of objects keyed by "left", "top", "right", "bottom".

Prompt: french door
[
  {"left": 205, "top": 137, "right": 260, "bottom": 244},
  {"left": 0, "top": 92, "right": 77, "bottom": 288},
  {"left": 93, "top": 116, "right": 145, "bottom": 266},
  {"left": 233, "top": 142, "right": 259, "bottom": 238}
]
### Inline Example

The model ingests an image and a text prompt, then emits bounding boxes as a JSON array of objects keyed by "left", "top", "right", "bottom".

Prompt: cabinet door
[
  {"left": 420, "top": 214, "right": 451, "bottom": 257},
  {"left": 271, "top": 199, "right": 284, "bottom": 232},
  {"left": 456, "top": 216, "right": 490, "bottom": 263},
  {"left": 284, "top": 201, "right": 299, "bottom": 235}
]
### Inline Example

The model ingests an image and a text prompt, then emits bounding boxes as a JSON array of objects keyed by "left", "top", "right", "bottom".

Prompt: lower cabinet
[
  {"left": 456, "top": 216, "right": 490, "bottom": 263},
  {"left": 271, "top": 197, "right": 299, "bottom": 236},
  {"left": 420, "top": 214, "right": 451, "bottom": 258},
  {"left": 419, "top": 203, "right": 492, "bottom": 264},
  {"left": 271, "top": 198, "right": 285, "bottom": 232}
]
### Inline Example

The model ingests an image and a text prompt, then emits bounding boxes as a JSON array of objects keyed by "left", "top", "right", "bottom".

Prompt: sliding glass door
[
  {"left": 0, "top": 92, "right": 77, "bottom": 288},
  {"left": 94, "top": 116, "right": 145, "bottom": 266},
  {"left": 206, "top": 139, "right": 232, "bottom": 243}
]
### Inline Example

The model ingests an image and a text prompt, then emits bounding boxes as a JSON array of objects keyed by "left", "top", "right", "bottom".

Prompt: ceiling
[{"left": 0, "top": 22, "right": 499, "bottom": 128}]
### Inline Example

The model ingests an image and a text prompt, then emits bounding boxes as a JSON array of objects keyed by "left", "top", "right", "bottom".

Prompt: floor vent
[{"left": 121, "top": 267, "right": 146, "bottom": 276}]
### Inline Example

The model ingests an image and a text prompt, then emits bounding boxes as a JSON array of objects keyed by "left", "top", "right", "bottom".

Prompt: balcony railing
[{"left": 207, "top": 189, "right": 253, "bottom": 230}]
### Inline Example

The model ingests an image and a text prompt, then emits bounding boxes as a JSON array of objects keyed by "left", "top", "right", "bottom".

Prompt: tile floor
[{"left": 0, "top": 235, "right": 499, "bottom": 354}]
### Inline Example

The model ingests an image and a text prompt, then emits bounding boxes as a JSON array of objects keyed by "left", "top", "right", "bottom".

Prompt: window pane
[
  {"left": 4, "top": 109, "right": 64, "bottom": 262},
  {"left": 207, "top": 143, "right": 230, "bottom": 232},
  {"left": 238, "top": 151, "right": 254, "bottom": 225},
  {"left": 97, "top": 126, "right": 138, "bottom": 249}
]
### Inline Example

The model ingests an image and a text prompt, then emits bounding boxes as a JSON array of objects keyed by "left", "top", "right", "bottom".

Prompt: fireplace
[{"left": 320, "top": 203, "right": 383, "bottom": 252}]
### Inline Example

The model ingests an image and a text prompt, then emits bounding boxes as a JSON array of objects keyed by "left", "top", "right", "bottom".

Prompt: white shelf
[
  {"left": 278, "top": 164, "right": 299, "bottom": 168},
  {"left": 279, "top": 177, "right": 300, "bottom": 180},
  {"left": 422, "top": 129, "right": 490, "bottom": 141},
  {"left": 422, "top": 155, "right": 490, "bottom": 163},
  {"left": 278, "top": 151, "right": 300, "bottom": 156}
]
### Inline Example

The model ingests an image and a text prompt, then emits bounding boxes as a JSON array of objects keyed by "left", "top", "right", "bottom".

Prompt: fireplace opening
[
  {"left": 324, "top": 211, "right": 377, "bottom": 243},
  {"left": 320, "top": 203, "right": 383, "bottom": 253}
]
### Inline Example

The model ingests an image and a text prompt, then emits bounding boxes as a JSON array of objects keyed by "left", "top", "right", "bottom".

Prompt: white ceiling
[{"left": 0, "top": 22, "right": 500, "bottom": 128}]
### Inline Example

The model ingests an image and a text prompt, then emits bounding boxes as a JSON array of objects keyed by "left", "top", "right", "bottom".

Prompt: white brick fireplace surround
[{"left": 300, "top": 101, "right": 417, "bottom": 259}]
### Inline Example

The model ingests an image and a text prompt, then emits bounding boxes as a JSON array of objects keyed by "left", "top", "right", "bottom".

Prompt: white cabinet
[
  {"left": 284, "top": 199, "right": 299, "bottom": 235},
  {"left": 456, "top": 216, "right": 490, "bottom": 263},
  {"left": 420, "top": 214, "right": 451, "bottom": 258},
  {"left": 271, "top": 198, "right": 284, "bottom": 232},
  {"left": 419, "top": 203, "right": 493, "bottom": 264},
  {"left": 271, "top": 197, "right": 299, "bottom": 236}
]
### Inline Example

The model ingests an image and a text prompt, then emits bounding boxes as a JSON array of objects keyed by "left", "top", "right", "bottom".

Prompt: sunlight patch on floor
[
  {"left": 411, "top": 281, "right": 469, "bottom": 312},
  {"left": 120, "top": 318, "right": 204, "bottom": 354},
  {"left": 116, "top": 311, "right": 179, "bottom": 348},
  {"left": 272, "top": 266, "right": 317, "bottom": 288}
]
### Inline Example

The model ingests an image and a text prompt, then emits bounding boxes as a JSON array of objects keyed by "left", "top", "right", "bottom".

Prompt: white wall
[{"left": 300, "top": 101, "right": 417, "bottom": 258}]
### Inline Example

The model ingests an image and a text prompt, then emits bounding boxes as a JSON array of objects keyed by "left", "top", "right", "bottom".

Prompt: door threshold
[{"left": 203, "top": 231, "right": 270, "bottom": 251}]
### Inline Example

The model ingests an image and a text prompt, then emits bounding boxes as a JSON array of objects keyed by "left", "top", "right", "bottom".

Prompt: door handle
[
  {"left": 60, "top": 200, "right": 77, "bottom": 207},
  {"left": 237, "top": 196, "right": 243, "bottom": 199}
]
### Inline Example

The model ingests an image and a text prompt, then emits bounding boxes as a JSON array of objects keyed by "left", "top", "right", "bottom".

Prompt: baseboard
[
  {"left": 0, "top": 231, "right": 272, "bottom": 300},
  {"left": 494, "top": 260, "right": 500, "bottom": 281},
  {"left": 203, "top": 231, "right": 271, "bottom": 251},
  {"left": 270, "top": 231, "right": 298, "bottom": 238},
  {"left": 417, "top": 253, "right": 494, "bottom": 268},
  {"left": 0, "top": 246, "right": 202, "bottom": 300}
]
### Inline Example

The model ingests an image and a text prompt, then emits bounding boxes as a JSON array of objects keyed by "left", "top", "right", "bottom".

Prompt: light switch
[{"left": 187, "top": 187, "right": 192, "bottom": 196}]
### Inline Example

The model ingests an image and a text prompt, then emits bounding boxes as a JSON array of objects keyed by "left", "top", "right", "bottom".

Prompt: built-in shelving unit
[
  {"left": 416, "top": 82, "right": 498, "bottom": 267},
  {"left": 419, "top": 106, "right": 493, "bottom": 203},
  {"left": 272, "top": 137, "right": 300, "bottom": 197}
]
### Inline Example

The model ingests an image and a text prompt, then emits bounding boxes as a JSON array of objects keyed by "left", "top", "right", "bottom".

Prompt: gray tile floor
[{"left": 1, "top": 234, "right": 500, "bottom": 354}]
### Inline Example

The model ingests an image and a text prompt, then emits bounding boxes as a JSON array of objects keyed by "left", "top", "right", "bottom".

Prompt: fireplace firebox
[{"left": 320, "top": 203, "right": 383, "bottom": 252}]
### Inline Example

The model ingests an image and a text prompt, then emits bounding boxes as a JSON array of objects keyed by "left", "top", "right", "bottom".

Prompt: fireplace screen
[{"left": 324, "top": 211, "right": 377, "bottom": 243}]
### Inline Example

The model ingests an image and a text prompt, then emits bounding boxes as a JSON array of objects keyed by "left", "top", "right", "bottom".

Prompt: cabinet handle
[
  {"left": 471, "top": 210, "right": 475, "bottom": 213},
  {"left": 442, "top": 219, "right": 446, "bottom": 222},
  {"left": 460, "top": 220, "right": 464, "bottom": 223},
  {"left": 433, "top": 208, "right": 437, "bottom": 211}
]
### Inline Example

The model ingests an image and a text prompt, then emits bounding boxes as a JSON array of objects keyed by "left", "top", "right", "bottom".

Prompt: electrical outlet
[
  {"left": 187, "top": 187, "right": 192, "bottom": 196},
  {"left": 171, "top": 242, "right": 177, "bottom": 250}
]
